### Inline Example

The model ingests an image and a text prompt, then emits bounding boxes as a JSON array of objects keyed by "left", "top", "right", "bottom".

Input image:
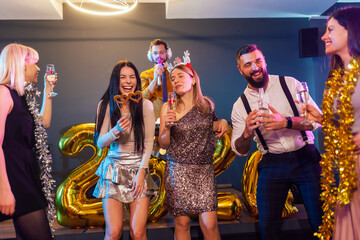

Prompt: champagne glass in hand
[
  {"left": 46, "top": 64, "right": 57, "bottom": 97},
  {"left": 167, "top": 92, "right": 177, "bottom": 126},
  {"left": 296, "top": 82, "right": 310, "bottom": 124}
]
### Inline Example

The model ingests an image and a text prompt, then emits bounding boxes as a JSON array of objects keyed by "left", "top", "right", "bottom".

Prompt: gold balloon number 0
[
  {"left": 241, "top": 150, "right": 298, "bottom": 218},
  {"left": 55, "top": 123, "right": 242, "bottom": 228}
]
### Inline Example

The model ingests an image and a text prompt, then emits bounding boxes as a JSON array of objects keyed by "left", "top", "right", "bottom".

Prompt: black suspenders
[
  {"left": 240, "top": 76, "right": 308, "bottom": 152},
  {"left": 279, "top": 76, "right": 308, "bottom": 143},
  {"left": 241, "top": 94, "right": 269, "bottom": 151}
]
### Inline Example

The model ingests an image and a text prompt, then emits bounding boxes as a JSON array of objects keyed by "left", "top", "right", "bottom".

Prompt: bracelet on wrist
[{"left": 285, "top": 117, "right": 293, "bottom": 129}]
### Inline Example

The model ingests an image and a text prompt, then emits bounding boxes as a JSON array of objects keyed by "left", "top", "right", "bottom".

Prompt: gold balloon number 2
[{"left": 55, "top": 123, "right": 242, "bottom": 228}]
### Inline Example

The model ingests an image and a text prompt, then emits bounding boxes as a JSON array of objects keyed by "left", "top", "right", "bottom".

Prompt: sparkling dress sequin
[
  {"left": 93, "top": 151, "right": 158, "bottom": 203},
  {"left": 93, "top": 100, "right": 157, "bottom": 203},
  {"left": 165, "top": 106, "right": 218, "bottom": 216}
]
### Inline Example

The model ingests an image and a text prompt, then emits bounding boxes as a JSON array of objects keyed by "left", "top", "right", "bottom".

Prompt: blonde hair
[
  {"left": 171, "top": 64, "right": 214, "bottom": 115},
  {"left": 0, "top": 43, "right": 39, "bottom": 96}
]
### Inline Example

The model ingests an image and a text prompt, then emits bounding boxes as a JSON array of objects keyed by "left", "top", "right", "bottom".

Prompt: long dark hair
[
  {"left": 94, "top": 60, "right": 145, "bottom": 152},
  {"left": 328, "top": 7, "right": 360, "bottom": 74}
]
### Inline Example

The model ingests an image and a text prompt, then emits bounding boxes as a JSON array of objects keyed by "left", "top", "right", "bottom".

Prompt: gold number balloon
[
  {"left": 56, "top": 123, "right": 241, "bottom": 228},
  {"left": 214, "top": 126, "right": 243, "bottom": 221},
  {"left": 214, "top": 126, "right": 237, "bottom": 176},
  {"left": 55, "top": 123, "right": 108, "bottom": 228},
  {"left": 217, "top": 192, "right": 242, "bottom": 220},
  {"left": 147, "top": 157, "right": 168, "bottom": 222},
  {"left": 241, "top": 150, "right": 298, "bottom": 218}
]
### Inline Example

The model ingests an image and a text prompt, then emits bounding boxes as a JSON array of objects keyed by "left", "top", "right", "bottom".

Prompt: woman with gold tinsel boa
[{"left": 305, "top": 6, "right": 360, "bottom": 240}]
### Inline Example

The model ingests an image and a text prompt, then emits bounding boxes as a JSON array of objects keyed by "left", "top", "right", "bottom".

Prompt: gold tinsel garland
[{"left": 315, "top": 57, "right": 359, "bottom": 240}]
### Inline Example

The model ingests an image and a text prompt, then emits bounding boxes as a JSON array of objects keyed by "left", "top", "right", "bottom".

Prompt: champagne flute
[
  {"left": 296, "top": 82, "right": 310, "bottom": 124},
  {"left": 46, "top": 64, "right": 57, "bottom": 97},
  {"left": 167, "top": 92, "right": 177, "bottom": 126}
]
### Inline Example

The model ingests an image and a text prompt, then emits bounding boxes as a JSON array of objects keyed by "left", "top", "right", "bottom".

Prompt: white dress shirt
[{"left": 231, "top": 75, "right": 321, "bottom": 156}]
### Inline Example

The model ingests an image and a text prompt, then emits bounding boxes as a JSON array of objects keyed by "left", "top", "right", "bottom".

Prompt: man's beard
[{"left": 244, "top": 68, "right": 269, "bottom": 89}]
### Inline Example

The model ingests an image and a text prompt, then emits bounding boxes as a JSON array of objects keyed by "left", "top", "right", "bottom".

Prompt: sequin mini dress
[
  {"left": 93, "top": 100, "right": 157, "bottom": 203},
  {"left": 165, "top": 106, "right": 218, "bottom": 216}
]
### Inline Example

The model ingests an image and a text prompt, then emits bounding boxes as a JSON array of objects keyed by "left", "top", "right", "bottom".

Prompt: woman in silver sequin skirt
[
  {"left": 158, "top": 60, "right": 228, "bottom": 240},
  {"left": 93, "top": 61, "right": 156, "bottom": 240}
]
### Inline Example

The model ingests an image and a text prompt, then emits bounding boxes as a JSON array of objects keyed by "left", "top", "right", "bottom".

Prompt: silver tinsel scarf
[{"left": 24, "top": 83, "right": 56, "bottom": 234}]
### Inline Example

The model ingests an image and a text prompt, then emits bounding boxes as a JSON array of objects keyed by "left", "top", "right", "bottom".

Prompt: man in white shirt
[{"left": 231, "top": 44, "right": 322, "bottom": 240}]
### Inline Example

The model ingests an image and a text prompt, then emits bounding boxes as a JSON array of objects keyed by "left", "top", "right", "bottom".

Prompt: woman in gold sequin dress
[{"left": 159, "top": 62, "right": 228, "bottom": 240}]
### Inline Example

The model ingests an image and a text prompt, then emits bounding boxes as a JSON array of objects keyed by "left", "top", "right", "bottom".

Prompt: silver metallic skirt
[{"left": 93, "top": 151, "right": 158, "bottom": 203}]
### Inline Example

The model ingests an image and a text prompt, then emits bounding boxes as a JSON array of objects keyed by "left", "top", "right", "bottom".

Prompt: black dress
[{"left": 0, "top": 86, "right": 47, "bottom": 221}]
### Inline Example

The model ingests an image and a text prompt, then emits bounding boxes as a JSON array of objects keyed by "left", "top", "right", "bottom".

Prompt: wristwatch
[
  {"left": 285, "top": 117, "right": 293, "bottom": 129},
  {"left": 159, "top": 148, "right": 167, "bottom": 155}
]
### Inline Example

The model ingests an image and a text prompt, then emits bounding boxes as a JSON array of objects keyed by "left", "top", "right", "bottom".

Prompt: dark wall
[{"left": 0, "top": 3, "right": 326, "bottom": 190}]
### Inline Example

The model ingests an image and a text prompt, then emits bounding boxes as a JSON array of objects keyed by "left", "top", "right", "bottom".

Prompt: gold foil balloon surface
[
  {"left": 214, "top": 126, "right": 237, "bottom": 176},
  {"left": 147, "top": 157, "right": 168, "bottom": 222},
  {"left": 56, "top": 123, "right": 241, "bottom": 228},
  {"left": 55, "top": 123, "right": 108, "bottom": 228},
  {"left": 241, "top": 150, "right": 298, "bottom": 218},
  {"left": 217, "top": 192, "right": 243, "bottom": 220}
]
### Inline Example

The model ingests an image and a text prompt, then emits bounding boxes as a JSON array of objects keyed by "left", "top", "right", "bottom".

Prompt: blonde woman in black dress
[{"left": 0, "top": 43, "right": 55, "bottom": 240}]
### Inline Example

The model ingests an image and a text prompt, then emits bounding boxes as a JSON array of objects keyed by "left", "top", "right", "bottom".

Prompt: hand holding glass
[
  {"left": 296, "top": 82, "right": 310, "bottom": 125},
  {"left": 167, "top": 92, "right": 177, "bottom": 126},
  {"left": 46, "top": 64, "right": 57, "bottom": 97}
]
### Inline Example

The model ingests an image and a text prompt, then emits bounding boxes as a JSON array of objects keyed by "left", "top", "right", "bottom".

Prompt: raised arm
[
  {"left": 96, "top": 102, "right": 130, "bottom": 149},
  {"left": 231, "top": 96, "right": 263, "bottom": 156},
  {"left": 141, "top": 69, "right": 158, "bottom": 100},
  {"left": 39, "top": 74, "right": 56, "bottom": 128},
  {"left": 233, "top": 109, "right": 261, "bottom": 155},
  {"left": 158, "top": 102, "right": 176, "bottom": 149},
  {"left": 141, "top": 66, "right": 166, "bottom": 100}
]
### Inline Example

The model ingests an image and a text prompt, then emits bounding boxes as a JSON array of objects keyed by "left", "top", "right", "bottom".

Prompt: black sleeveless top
[{"left": 0, "top": 85, "right": 47, "bottom": 221}]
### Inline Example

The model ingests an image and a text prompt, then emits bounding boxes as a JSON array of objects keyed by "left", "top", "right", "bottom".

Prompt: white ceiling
[{"left": 0, "top": 0, "right": 358, "bottom": 20}]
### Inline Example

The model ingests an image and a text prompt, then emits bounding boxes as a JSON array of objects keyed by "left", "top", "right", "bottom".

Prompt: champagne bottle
[{"left": 258, "top": 88, "right": 269, "bottom": 122}]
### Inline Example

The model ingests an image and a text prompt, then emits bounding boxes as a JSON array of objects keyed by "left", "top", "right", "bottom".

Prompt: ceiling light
[{"left": 66, "top": 0, "right": 138, "bottom": 16}]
